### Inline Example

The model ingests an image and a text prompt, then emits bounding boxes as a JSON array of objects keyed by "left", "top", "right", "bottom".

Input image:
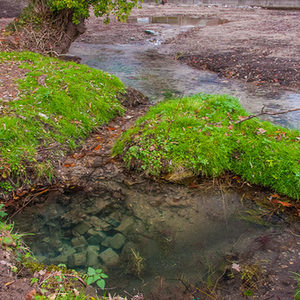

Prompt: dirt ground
[
  {"left": 78, "top": 4, "right": 300, "bottom": 91},
  {"left": 0, "top": 249, "right": 33, "bottom": 300}
]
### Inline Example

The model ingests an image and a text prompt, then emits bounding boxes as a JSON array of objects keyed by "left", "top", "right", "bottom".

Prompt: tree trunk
[{"left": 7, "top": 1, "right": 86, "bottom": 55}]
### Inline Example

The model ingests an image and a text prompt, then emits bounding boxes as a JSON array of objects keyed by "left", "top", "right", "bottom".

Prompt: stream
[{"left": 13, "top": 16, "right": 300, "bottom": 298}]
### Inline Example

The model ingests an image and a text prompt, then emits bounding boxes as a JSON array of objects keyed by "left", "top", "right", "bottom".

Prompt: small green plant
[
  {"left": 0, "top": 204, "right": 7, "bottom": 220},
  {"left": 30, "top": 277, "right": 39, "bottom": 284},
  {"left": 292, "top": 272, "right": 300, "bottom": 300},
  {"left": 86, "top": 267, "right": 108, "bottom": 290},
  {"left": 130, "top": 248, "right": 145, "bottom": 278}
]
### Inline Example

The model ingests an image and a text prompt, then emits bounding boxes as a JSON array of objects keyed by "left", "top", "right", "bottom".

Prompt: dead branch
[
  {"left": 63, "top": 274, "right": 87, "bottom": 287},
  {"left": 235, "top": 107, "right": 300, "bottom": 124},
  {"left": 39, "top": 272, "right": 87, "bottom": 287}
]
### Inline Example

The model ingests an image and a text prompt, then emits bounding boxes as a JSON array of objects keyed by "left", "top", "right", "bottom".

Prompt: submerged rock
[
  {"left": 72, "top": 251, "right": 87, "bottom": 267},
  {"left": 71, "top": 236, "right": 87, "bottom": 249},
  {"left": 101, "top": 236, "right": 112, "bottom": 248},
  {"left": 87, "top": 229, "right": 106, "bottom": 245},
  {"left": 106, "top": 211, "right": 121, "bottom": 227},
  {"left": 73, "top": 221, "right": 91, "bottom": 235},
  {"left": 99, "top": 248, "right": 119, "bottom": 266},
  {"left": 144, "top": 30, "right": 158, "bottom": 35},
  {"left": 110, "top": 233, "right": 126, "bottom": 250},
  {"left": 88, "top": 200, "right": 110, "bottom": 215},
  {"left": 89, "top": 216, "right": 111, "bottom": 231},
  {"left": 121, "top": 242, "right": 138, "bottom": 258},
  {"left": 115, "top": 216, "right": 135, "bottom": 235},
  {"left": 87, "top": 246, "right": 99, "bottom": 266}
]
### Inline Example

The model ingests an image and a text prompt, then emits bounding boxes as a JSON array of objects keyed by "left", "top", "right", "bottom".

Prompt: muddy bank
[{"left": 77, "top": 4, "right": 300, "bottom": 91}]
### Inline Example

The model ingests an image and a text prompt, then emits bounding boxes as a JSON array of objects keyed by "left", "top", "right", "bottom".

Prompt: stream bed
[{"left": 13, "top": 18, "right": 300, "bottom": 298}]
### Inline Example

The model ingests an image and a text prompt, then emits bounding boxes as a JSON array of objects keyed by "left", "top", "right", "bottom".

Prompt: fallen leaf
[
  {"left": 63, "top": 163, "right": 76, "bottom": 168},
  {"left": 271, "top": 193, "right": 280, "bottom": 199},
  {"left": 72, "top": 153, "right": 85, "bottom": 159},
  {"left": 232, "top": 263, "right": 241, "bottom": 272},
  {"left": 257, "top": 128, "right": 267, "bottom": 134},
  {"left": 108, "top": 127, "right": 116, "bottom": 131},
  {"left": 277, "top": 201, "right": 292, "bottom": 207},
  {"left": 71, "top": 120, "right": 82, "bottom": 124},
  {"left": 25, "top": 289, "right": 36, "bottom": 300},
  {"left": 272, "top": 200, "right": 292, "bottom": 207},
  {"left": 16, "top": 190, "right": 28, "bottom": 197},
  {"left": 233, "top": 176, "right": 241, "bottom": 183},
  {"left": 93, "top": 145, "right": 101, "bottom": 151}
]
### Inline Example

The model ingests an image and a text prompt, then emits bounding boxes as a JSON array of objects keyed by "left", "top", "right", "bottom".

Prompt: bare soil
[
  {"left": 0, "top": 249, "right": 33, "bottom": 300},
  {"left": 78, "top": 4, "right": 300, "bottom": 91}
]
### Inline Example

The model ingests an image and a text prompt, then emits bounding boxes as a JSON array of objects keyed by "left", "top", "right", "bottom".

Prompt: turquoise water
[{"left": 14, "top": 180, "right": 282, "bottom": 297}]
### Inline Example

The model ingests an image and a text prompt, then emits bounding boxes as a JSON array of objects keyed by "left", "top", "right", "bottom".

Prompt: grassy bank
[
  {"left": 0, "top": 51, "right": 125, "bottom": 194},
  {"left": 113, "top": 94, "right": 300, "bottom": 200}
]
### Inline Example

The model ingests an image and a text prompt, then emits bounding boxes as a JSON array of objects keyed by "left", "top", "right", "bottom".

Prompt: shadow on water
[{"left": 13, "top": 180, "right": 284, "bottom": 297}]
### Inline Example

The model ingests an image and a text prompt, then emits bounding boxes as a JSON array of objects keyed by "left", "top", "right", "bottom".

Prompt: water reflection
[
  {"left": 69, "top": 43, "right": 300, "bottom": 128},
  {"left": 127, "top": 15, "right": 228, "bottom": 26}
]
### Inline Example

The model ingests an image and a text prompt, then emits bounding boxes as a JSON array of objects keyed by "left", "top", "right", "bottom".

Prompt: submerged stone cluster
[{"left": 27, "top": 191, "right": 137, "bottom": 272}]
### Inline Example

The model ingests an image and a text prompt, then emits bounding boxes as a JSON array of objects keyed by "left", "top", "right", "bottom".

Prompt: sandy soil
[{"left": 78, "top": 4, "right": 300, "bottom": 91}]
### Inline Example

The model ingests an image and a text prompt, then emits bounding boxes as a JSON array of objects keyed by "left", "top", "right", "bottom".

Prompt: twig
[
  {"left": 39, "top": 272, "right": 87, "bottom": 287},
  {"left": 10, "top": 188, "right": 50, "bottom": 218},
  {"left": 64, "top": 274, "right": 87, "bottom": 287},
  {"left": 194, "top": 287, "right": 217, "bottom": 300},
  {"left": 235, "top": 107, "right": 300, "bottom": 125}
]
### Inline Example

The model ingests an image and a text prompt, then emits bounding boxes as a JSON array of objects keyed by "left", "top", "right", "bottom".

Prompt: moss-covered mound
[
  {"left": 0, "top": 51, "right": 125, "bottom": 193},
  {"left": 113, "top": 94, "right": 300, "bottom": 200}
]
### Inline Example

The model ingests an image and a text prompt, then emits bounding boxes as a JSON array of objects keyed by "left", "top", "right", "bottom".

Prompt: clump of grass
[
  {"left": 0, "top": 51, "right": 125, "bottom": 193},
  {"left": 113, "top": 94, "right": 300, "bottom": 199}
]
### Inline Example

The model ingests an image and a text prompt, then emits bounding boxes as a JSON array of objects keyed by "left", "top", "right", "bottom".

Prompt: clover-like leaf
[
  {"left": 100, "top": 273, "right": 108, "bottom": 279},
  {"left": 88, "top": 267, "right": 96, "bottom": 276},
  {"left": 96, "top": 279, "right": 105, "bottom": 290},
  {"left": 87, "top": 276, "right": 97, "bottom": 285}
]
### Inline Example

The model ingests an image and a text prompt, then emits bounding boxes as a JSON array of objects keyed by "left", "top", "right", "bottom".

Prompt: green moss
[
  {"left": 113, "top": 94, "right": 300, "bottom": 200},
  {"left": 0, "top": 51, "right": 125, "bottom": 192}
]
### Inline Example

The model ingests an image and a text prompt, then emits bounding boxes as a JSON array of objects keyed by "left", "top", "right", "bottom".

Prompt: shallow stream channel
[{"left": 13, "top": 16, "right": 300, "bottom": 297}]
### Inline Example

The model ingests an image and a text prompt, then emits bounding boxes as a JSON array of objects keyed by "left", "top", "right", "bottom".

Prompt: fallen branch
[
  {"left": 235, "top": 106, "right": 300, "bottom": 124},
  {"left": 64, "top": 274, "right": 87, "bottom": 287}
]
